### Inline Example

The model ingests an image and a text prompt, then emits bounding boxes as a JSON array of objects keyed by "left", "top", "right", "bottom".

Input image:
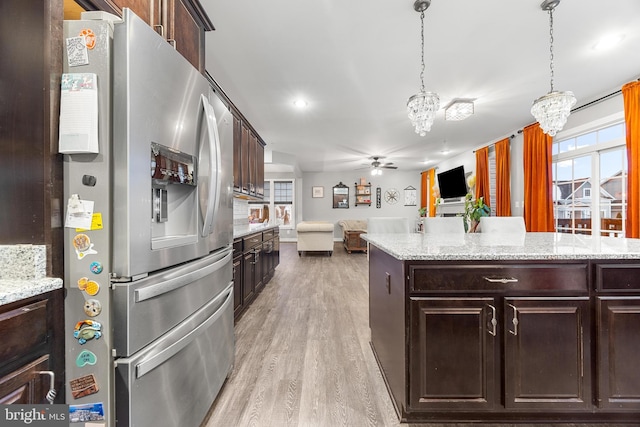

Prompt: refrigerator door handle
[
  {"left": 135, "top": 249, "right": 232, "bottom": 302},
  {"left": 199, "top": 94, "right": 218, "bottom": 237},
  {"left": 135, "top": 284, "right": 233, "bottom": 379},
  {"left": 208, "top": 96, "right": 222, "bottom": 235}
]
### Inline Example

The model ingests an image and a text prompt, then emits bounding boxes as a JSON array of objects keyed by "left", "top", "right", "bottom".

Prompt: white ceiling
[{"left": 200, "top": 0, "right": 640, "bottom": 173}]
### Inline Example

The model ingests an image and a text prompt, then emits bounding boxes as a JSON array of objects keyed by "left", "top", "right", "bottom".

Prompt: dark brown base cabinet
[
  {"left": 233, "top": 228, "right": 279, "bottom": 321},
  {"left": 0, "top": 290, "right": 64, "bottom": 404},
  {"left": 369, "top": 245, "right": 640, "bottom": 423}
]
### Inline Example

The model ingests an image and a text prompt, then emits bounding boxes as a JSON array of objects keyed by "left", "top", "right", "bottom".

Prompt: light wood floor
[{"left": 202, "top": 242, "right": 622, "bottom": 427}]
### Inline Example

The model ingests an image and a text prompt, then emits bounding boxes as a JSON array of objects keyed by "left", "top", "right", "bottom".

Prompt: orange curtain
[
  {"left": 420, "top": 171, "right": 428, "bottom": 212},
  {"left": 623, "top": 81, "right": 640, "bottom": 238},
  {"left": 495, "top": 138, "right": 512, "bottom": 216},
  {"left": 428, "top": 169, "right": 436, "bottom": 216},
  {"left": 523, "top": 123, "right": 555, "bottom": 232},
  {"left": 475, "top": 147, "right": 490, "bottom": 208}
]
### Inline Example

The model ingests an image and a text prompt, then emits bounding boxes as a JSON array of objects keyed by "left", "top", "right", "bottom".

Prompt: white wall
[
  {"left": 238, "top": 90, "right": 626, "bottom": 236},
  {"left": 432, "top": 91, "right": 626, "bottom": 218},
  {"left": 302, "top": 171, "right": 423, "bottom": 239}
]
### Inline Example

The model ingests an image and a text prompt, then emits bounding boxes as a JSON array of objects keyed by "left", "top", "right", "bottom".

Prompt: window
[
  {"left": 248, "top": 179, "right": 295, "bottom": 229},
  {"left": 552, "top": 122, "right": 626, "bottom": 237}
]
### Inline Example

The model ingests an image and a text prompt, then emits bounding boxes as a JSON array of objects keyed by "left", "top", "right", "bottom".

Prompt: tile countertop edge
[
  {"left": 0, "top": 277, "right": 64, "bottom": 306},
  {"left": 362, "top": 232, "right": 640, "bottom": 261},
  {"left": 234, "top": 224, "right": 280, "bottom": 239}
]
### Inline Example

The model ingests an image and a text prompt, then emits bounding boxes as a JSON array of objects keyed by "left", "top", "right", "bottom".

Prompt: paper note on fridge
[
  {"left": 65, "top": 195, "right": 95, "bottom": 230},
  {"left": 59, "top": 73, "right": 99, "bottom": 154}
]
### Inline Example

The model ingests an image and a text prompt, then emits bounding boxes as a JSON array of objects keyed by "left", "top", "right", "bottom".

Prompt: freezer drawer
[
  {"left": 115, "top": 283, "right": 234, "bottom": 427},
  {"left": 113, "top": 247, "right": 232, "bottom": 356}
]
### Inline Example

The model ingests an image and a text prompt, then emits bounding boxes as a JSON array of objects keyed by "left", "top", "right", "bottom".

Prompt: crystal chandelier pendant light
[
  {"left": 407, "top": 0, "right": 439, "bottom": 136},
  {"left": 531, "top": 0, "right": 576, "bottom": 137}
]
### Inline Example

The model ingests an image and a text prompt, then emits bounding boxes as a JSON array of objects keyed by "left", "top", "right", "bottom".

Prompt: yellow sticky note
[{"left": 76, "top": 213, "right": 103, "bottom": 232}]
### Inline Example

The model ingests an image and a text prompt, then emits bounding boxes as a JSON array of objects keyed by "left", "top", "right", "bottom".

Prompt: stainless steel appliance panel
[
  {"left": 113, "top": 246, "right": 232, "bottom": 356},
  {"left": 112, "top": 9, "right": 213, "bottom": 278},
  {"left": 207, "top": 88, "right": 234, "bottom": 252},
  {"left": 115, "top": 283, "right": 234, "bottom": 427}
]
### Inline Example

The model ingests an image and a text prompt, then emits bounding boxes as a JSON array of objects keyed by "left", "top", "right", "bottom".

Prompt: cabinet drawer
[
  {"left": 595, "top": 263, "right": 640, "bottom": 291},
  {"left": 0, "top": 300, "right": 49, "bottom": 366},
  {"left": 243, "top": 233, "right": 262, "bottom": 251},
  {"left": 410, "top": 263, "right": 588, "bottom": 293},
  {"left": 263, "top": 229, "right": 274, "bottom": 240}
]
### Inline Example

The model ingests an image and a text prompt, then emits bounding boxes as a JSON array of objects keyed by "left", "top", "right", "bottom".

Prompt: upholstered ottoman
[{"left": 296, "top": 221, "right": 335, "bottom": 256}]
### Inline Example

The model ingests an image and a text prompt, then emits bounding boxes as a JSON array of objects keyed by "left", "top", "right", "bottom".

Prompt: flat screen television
[{"left": 437, "top": 166, "right": 468, "bottom": 200}]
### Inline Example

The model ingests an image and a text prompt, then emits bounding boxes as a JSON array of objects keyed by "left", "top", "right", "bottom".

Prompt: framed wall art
[{"left": 312, "top": 186, "right": 324, "bottom": 198}]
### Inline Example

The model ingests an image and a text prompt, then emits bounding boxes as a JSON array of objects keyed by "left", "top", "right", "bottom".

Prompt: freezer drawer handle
[
  {"left": 135, "top": 250, "right": 232, "bottom": 302},
  {"left": 135, "top": 284, "right": 233, "bottom": 379}
]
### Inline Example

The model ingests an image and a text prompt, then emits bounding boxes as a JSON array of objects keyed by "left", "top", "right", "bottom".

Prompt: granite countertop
[
  {"left": 0, "top": 245, "right": 63, "bottom": 306},
  {"left": 362, "top": 232, "right": 640, "bottom": 261},
  {"left": 234, "top": 223, "right": 279, "bottom": 239}
]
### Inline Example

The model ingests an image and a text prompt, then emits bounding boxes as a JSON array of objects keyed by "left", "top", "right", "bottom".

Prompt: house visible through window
[
  {"left": 248, "top": 179, "right": 295, "bottom": 229},
  {"left": 552, "top": 122, "right": 626, "bottom": 237}
]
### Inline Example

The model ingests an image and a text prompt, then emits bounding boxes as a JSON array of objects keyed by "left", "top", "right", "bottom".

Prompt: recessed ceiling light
[
  {"left": 593, "top": 34, "right": 625, "bottom": 51},
  {"left": 293, "top": 99, "right": 308, "bottom": 109}
]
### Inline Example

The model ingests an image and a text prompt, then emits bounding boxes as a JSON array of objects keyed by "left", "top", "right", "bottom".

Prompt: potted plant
[{"left": 462, "top": 193, "right": 490, "bottom": 232}]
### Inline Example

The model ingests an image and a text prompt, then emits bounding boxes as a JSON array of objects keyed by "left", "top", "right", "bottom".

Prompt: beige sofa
[
  {"left": 338, "top": 219, "right": 368, "bottom": 253},
  {"left": 296, "top": 221, "right": 335, "bottom": 256}
]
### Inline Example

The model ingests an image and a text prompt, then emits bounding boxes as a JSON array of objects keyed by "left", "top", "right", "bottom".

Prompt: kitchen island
[{"left": 363, "top": 232, "right": 640, "bottom": 423}]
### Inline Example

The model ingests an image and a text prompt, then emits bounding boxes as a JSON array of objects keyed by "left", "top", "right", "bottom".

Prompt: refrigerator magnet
[
  {"left": 83, "top": 299, "right": 102, "bottom": 317},
  {"left": 89, "top": 261, "right": 103, "bottom": 274},
  {"left": 78, "top": 29, "right": 96, "bottom": 50},
  {"left": 69, "top": 402, "right": 105, "bottom": 423},
  {"left": 76, "top": 350, "right": 97, "bottom": 367},
  {"left": 70, "top": 373, "right": 99, "bottom": 399},
  {"left": 73, "top": 320, "right": 102, "bottom": 345},
  {"left": 72, "top": 233, "right": 97, "bottom": 259}
]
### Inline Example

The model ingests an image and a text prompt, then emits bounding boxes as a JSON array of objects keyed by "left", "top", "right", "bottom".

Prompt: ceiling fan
[{"left": 366, "top": 156, "right": 397, "bottom": 176}]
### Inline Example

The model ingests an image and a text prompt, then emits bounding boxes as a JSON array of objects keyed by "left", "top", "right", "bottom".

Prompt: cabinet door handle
[
  {"left": 153, "top": 24, "right": 165, "bottom": 38},
  {"left": 507, "top": 303, "right": 518, "bottom": 335},
  {"left": 487, "top": 304, "right": 497, "bottom": 336},
  {"left": 36, "top": 371, "right": 56, "bottom": 404},
  {"left": 483, "top": 276, "right": 518, "bottom": 284}
]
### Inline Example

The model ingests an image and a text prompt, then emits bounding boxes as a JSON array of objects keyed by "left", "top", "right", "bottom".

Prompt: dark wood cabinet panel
[
  {"left": 409, "top": 297, "right": 497, "bottom": 411},
  {"left": 256, "top": 140, "right": 264, "bottom": 198},
  {"left": 0, "top": 0, "right": 64, "bottom": 276},
  {"left": 504, "top": 297, "right": 591, "bottom": 410},
  {"left": 0, "top": 290, "right": 64, "bottom": 404},
  {"left": 248, "top": 131, "right": 257, "bottom": 196},
  {"left": 240, "top": 123, "right": 250, "bottom": 194},
  {"left": 233, "top": 120, "right": 265, "bottom": 199},
  {"left": 108, "top": 0, "right": 153, "bottom": 25},
  {"left": 88, "top": 0, "right": 210, "bottom": 71},
  {"left": 168, "top": 0, "right": 205, "bottom": 72},
  {"left": 597, "top": 297, "right": 640, "bottom": 409},
  {"left": 242, "top": 251, "right": 255, "bottom": 305},
  {"left": 234, "top": 230, "right": 278, "bottom": 321},
  {"left": 0, "top": 356, "right": 50, "bottom": 404},
  {"left": 370, "top": 254, "right": 640, "bottom": 422},
  {"left": 232, "top": 114, "right": 242, "bottom": 192},
  {"left": 368, "top": 245, "right": 406, "bottom": 413},
  {"left": 233, "top": 255, "right": 243, "bottom": 319}
]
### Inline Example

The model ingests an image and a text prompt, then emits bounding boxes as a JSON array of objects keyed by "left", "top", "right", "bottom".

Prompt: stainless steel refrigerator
[{"left": 61, "top": 9, "right": 234, "bottom": 427}]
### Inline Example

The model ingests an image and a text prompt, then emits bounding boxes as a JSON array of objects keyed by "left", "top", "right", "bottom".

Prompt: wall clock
[{"left": 384, "top": 188, "right": 399, "bottom": 204}]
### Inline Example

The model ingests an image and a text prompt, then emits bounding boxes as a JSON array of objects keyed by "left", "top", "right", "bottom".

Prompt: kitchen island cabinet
[{"left": 364, "top": 232, "right": 640, "bottom": 423}]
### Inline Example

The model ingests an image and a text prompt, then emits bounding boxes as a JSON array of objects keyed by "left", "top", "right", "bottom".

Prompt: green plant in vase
[{"left": 462, "top": 193, "right": 490, "bottom": 232}]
